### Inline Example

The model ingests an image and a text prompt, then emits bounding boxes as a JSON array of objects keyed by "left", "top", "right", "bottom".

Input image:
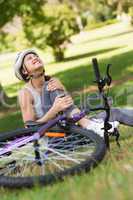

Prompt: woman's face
[{"left": 23, "top": 53, "right": 44, "bottom": 75}]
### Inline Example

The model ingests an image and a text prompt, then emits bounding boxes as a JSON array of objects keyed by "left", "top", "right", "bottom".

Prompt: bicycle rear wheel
[{"left": 0, "top": 125, "right": 106, "bottom": 188}]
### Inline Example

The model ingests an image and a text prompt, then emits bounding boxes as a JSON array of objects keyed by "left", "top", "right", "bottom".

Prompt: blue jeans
[{"left": 94, "top": 108, "right": 133, "bottom": 126}]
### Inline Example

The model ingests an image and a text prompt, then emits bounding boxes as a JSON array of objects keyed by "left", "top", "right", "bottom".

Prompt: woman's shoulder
[{"left": 18, "top": 84, "right": 33, "bottom": 99}]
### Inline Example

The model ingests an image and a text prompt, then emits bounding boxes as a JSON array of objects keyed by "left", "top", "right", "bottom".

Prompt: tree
[
  {"left": 0, "top": 1, "right": 79, "bottom": 61},
  {"left": 0, "top": 0, "right": 45, "bottom": 51},
  {"left": 23, "top": 4, "right": 79, "bottom": 61},
  {"left": 0, "top": 0, "right": 44, "bottom": 28},
  {"left": 1, "top": 0, "right": 133, "bottom": 60},
  {"left": 0, "top": 82, "right": 8, "bottom": 105},
  {"left": 45, "top": 5, "right": 79, "bottom": 61},
  {"left": 104, "top": 0, "right": 133, "bottom": 16}
]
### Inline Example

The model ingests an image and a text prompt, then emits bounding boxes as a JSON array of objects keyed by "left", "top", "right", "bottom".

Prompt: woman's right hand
[{"left": 52, "top": 95, "right": 73, "bottom": 113}]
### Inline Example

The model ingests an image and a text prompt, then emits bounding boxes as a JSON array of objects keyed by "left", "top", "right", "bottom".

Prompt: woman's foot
[{"left": 86, "top": 118, "right": 119, "bottom": 137}]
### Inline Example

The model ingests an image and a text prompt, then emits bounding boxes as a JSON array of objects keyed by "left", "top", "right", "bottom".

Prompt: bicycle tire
[{"left": 0, "top": 125, "right": 106, "bottom": 188}]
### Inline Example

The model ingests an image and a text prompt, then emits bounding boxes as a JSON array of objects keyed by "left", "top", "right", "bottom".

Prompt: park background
[{"left": 0, "top": 0, "right": 133, "bottom": 199}]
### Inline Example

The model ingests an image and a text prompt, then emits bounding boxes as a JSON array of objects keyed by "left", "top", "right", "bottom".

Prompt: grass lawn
[{"left": 0, "top": 22, "right": 133, "bottom": 199}]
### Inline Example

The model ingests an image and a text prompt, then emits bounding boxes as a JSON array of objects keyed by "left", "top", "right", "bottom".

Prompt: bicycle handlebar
[
  {"left": 92, "top": 58, "right": 101, "bottom": 82},
  {"left": 92, "top": 58, "right": 112, "bottom": 93},
  {"left": 91, "top": 58, "right": 114, "bottom": 149}
]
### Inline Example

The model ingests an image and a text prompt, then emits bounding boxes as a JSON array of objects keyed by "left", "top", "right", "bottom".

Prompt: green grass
[
  {"left": 0, "top": 22, "right": 133, "bottom": 199},
  {"left": 0, "top": 131, "right": 133, "bottom": 200}
]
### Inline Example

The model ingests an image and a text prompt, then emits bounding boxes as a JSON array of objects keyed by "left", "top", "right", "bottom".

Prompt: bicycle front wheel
[{"left": 0, "top": 125, "right": 106, "bottom": 188}]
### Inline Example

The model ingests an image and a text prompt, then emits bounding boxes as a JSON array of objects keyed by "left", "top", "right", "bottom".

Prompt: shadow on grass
[
  {"left": 62, "top": 47, "right": 121, "bottom": 62},
  {"left": 0, "top": 96, "right": 17, "bottom": 112},
  {"left": 0, "top": 82, "right": 24, "bottom": 111},
  {"left": 80, "top": 30, "right": 133, "bottom": 45},
  {"left": 1, "top": 49, "right": 133, "bottom": 131},
  {"left": 54, "top": 49, "right": 133, "bottom": 92},
  {"left": 3, "top": 46, "right": 123, "bottom": 97},
  {"left": 3, "top": 48, "right": 133, "bottom": 99},
  {"left": 4, "top": 81, "right": 24, "bottom": 95},
  {"left": 0, "top": 111, "right": 23, "bottom": 132}
]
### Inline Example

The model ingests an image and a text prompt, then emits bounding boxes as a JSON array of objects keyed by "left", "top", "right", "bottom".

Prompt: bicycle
[{"left": 0, "top": 58, "right": 119, "bottom": 188}]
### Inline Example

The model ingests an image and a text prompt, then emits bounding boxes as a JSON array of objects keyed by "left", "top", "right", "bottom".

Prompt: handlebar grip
[{"left": 92, "top": 58, "right": 101, "bottom": 82}]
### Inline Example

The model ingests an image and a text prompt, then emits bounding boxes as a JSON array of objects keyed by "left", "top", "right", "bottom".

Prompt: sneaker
[
  {"left": 107, "top": 121, "right": 120, "bottom": 133},
  {"left": 86, "top": 118, "right": 119, "bottom": 138}
]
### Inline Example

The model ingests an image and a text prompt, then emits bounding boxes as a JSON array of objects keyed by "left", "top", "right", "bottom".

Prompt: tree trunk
[
  {"left": 68, "top": 1, "right": 84, "bottom": 32},
  {"left": 54, "top": 47, "right": 65, "bottom": 62},
  {"left": 0, "top": 82, "right": 8, "bottom": 105},
  {"left": 117, "top": 0, "right": 124, "bottom": 16}
]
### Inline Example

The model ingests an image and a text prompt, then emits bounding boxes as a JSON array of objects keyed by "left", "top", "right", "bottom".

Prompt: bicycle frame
[{"left": 0, "top": 111, "right": 87, "bottom": 156}]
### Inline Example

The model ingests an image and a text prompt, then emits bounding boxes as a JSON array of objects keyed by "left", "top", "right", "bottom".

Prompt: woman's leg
[{"left": 95, "top": 108, "right": 133, "bottom": 126}]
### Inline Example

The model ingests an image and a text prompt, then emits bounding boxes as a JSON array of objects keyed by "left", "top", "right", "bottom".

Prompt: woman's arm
[
  {"left": 18, "top": 89, "right": 58, "bottom": 124},
  {"left": 19, "top": 83, "right": 90, "bottom": 128},
  {"left": 46, "top": 78, "right": 91, "bottom": 127},
  {"left": 19, "top": 89, "right": 73, "bottom": 124},
  {"left": 37, "top": 95, "right": 73, "bottom": 123},
  {"left": 18, "top": 89, "right": 36, "bottom": 123}
]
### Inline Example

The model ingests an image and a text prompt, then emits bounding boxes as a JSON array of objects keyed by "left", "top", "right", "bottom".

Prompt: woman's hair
[
  {"left": 22, "top": 74, "right": 51, "bottom": 82},
  {"left": 45, "top": 75, "right": 51, "bottom": 81},
  {"left": 20, "top": 66, "right": 30, "bottom": 82}
]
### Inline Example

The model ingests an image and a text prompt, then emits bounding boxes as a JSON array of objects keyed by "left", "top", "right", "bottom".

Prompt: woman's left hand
[{"left": 47, "top": 78, "right": 65, "bottom": 91}]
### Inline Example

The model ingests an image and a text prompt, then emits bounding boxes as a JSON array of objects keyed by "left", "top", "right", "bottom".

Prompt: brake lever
[{"left": 105, "top": 63, "right": 112, "bottom": 86}]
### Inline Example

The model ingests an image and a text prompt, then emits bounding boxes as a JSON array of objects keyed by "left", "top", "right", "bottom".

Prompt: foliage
[
  {"left": 1, "top": 0, "right": 133, "bottom": 57},
  {"left": 0, "top": 32, "right": 14, "bottom": 52},
  {"left": 0, "top": 0, "right": 44, "bottom": 28},
  {"left": 128, "top": 6, "right": 133, "bottom": 24},
  {"left": 0, "top": 30, "right": 29, "bottom": 52},
  {"left": 0, "top": 1, "right": 80, "bottom": 61},
  {"left": 0, "top": 0, "right": 45, "bottom": 52},
  {"left": 23, "top": 4, "right": 79, "bottom": 61}
]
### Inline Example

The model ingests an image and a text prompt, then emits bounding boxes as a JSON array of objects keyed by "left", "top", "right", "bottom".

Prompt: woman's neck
[{"left": 29, "top": 77, "right": 45, "bottom": 91}]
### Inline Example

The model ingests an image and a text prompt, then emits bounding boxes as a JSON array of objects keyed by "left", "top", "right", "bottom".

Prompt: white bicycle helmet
[{"left": 14, "top": 49, "right": 38, "bottom": 81}]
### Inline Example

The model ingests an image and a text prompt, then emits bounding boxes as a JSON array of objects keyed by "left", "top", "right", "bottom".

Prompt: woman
[
  {"left": 15, "top": 50, "right": 88, "bottom": 123},
  {"left": 14, "top": 49, "right": 133, "bottom": 137}
]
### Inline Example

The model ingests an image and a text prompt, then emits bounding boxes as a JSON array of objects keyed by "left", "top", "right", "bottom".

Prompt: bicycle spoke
[{"left": 0, "top": 132, "right": 96, "bottom": 177}]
